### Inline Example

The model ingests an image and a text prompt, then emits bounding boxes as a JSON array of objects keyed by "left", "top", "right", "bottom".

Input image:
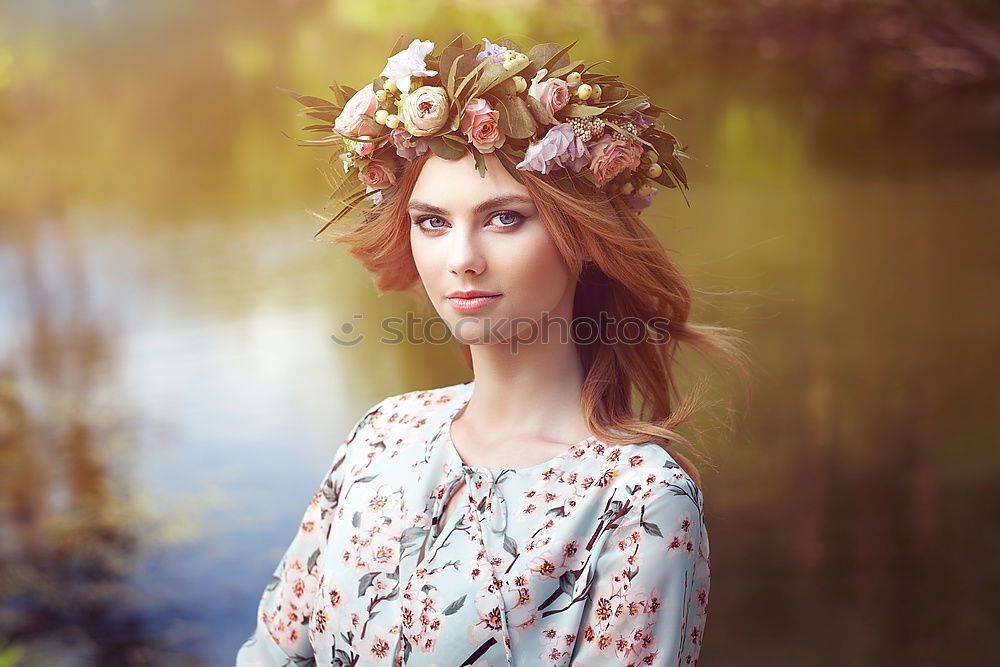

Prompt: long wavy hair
[{"left": 321, "top": 150, "right": 750, "bottom": 487}]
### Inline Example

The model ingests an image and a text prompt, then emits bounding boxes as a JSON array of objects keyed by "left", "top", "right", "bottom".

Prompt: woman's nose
[{"left": 447, "top": 228, "right": 486, "bottom": 275}]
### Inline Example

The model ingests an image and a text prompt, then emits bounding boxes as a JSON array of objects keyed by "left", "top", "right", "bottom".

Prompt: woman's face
[{"left": 408, "top": 151, "right": 576, "bottom": 345}]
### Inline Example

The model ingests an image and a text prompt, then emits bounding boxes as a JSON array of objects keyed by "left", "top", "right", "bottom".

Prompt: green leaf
[
  {"left": 503, "top": 534, "right": 518, "bottom": 556},
  {"left": 339, "top": 84, "right": 359, "bottom": 103},
  {"left": 446, "top": 33, "right": 472, "bottom": 51},
  {"left": 307, "top": 548, "right": 321, "bottom": 572},
  {"left": 278, "top": 87, "right": 337, "bottom": 111},
  {"left": 641, "top": 521, "right": 663, "bottom": 537},
  {"left": 581, "top": 60, "right": 612, "bottom": 74},
  {"left": 493, "top": 77, "right": 519, "bottom": 97},
  {"left": 495, "top": 95, "right": 537, "bottom": 139},
  {"left": 649, "top": 168, "right": 677, "bottom": 189},
  {"left": 358, "top": 114, "right": 383, "bottom": 135},
  {"left": 495, "top": 149, "right": 525, "bottom": 184},
  {"left": 357, "top": 572, "right": 378, "bottom": 597},
  {"left": 313, "top": 187, "right": 372, "bottom": 238},
  {"left": 327, "top": 82, "right": 349, "bottom": 107},
  {"left": 472, "top": 148, "right": 487, "bottom": 178},
  {"left": 597, "top": 86, "right": 628, "bottom": 103},
  {"left": 289, "top": 134, "right": 342, "bottom": 147},
  {"left": 604, "top": 97, "right": 649, "bottom": 117},
  {"left": 302, "top": 111, "right": 340, "bottom": 124},
  {"left": 558, "top": 570, "right": 577, "bottom": 596},
  {"left": 643, "top": 102, "right": 668, "bottom": 117},
  {"left": 561, "top": 103, "right": 604, "bottom": 118},
  {"left": 646, "top": 131, "right": 677, "bottom": 158},
  {"left": 528, "top": 41, "right": 577, "bottom": 72},
  {"left": 470, "top": 59, "right": 506, "bottom": 96},
  {"left": 440, "top": 45, "right": 479, "bottom": 98},
  {"left": 428, "top": 134, "right": 466, "bottom": 160},
  {"left": 441, "top": 133, "right": 468, "bottom": 153},
  {"left": 325, "top": 165, "right": 363, "bottom": 206},
  {"left": 664, "top": 153, "right": 688, "bottom": 186},
  {"left": 587, "top": 74, "right": 624, "bottom": 86},
  {"left": 525, "top": 94, "right": 557, "bottom": 127},
  {"left": 494, "top": 38, "right": 523, "bottom": 52},
  {"left": 443, "top": 594, "right": 468, "bottom": 615},
  {"left": 471, "top": 58, "right": 529, "bottom": 100},
  {"left": 453, "top": 56, "right": 495, "bottom": 104},
  {"left": 387, "top": 34, "right": 408, "bottom": 59},
  {"left": 547, "top": 58, "right": 586, "bottom": 80},
  {"left": 444, "top": 52, "right": 463, "bottom": 99},
  {"left": 400, "top": 526, "right": 428, "bottom": 553}
]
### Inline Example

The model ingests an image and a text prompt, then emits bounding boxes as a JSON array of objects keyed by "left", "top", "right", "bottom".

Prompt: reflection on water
[
  {"left": 1, "top": 1, "right": 998, "bottom": 665},
  {"left": 0, "top": 219, "right": 171, "bottom": 663}
]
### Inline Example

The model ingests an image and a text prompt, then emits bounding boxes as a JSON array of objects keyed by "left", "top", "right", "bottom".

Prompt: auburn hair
[{"left": 322, "top": 150, "right": 750, "bottom": 487}]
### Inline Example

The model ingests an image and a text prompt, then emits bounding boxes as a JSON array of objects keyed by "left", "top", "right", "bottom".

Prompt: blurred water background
[{"left": 1, "top": 0, "right": 998, "bottom": 665}]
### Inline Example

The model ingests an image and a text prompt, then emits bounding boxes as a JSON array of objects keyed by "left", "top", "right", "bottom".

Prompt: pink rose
[
  {"left": 458, "top": 98, "right": 505, "bottom": 153},
  {"left": 398, "top": 85, "right": 450, "bottom": 136},
  {"left": 350, "top": 136, "right": 376, "bottom": 157},
  {"left": 335, "top": 83, "right": 379, "bottom": 138},
  {"left": 588, "top": 133, "right": 643, "bottom": 186},
  {"left": 358, "top": 162, "right": 397, "bottom": 188},
  {"left": 528, "top": 69, "right": 571, "bottom": 117},
  {"left": 537, "top": 78, "right": 570, "bottom": 116}
]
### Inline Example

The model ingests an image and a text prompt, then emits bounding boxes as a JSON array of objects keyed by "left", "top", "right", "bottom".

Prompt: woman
[{"left": 236, "top": 35, "right": 747, "bottom": 666}]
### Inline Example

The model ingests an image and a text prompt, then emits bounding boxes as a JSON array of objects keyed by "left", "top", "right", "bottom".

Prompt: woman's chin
[{"left": 449, "top": 321, "right": 503, "bottom": 346}]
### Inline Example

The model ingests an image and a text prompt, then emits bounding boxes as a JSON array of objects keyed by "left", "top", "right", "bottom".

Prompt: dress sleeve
[
  {"left": 568, "top": 473, "right": 710, "bottom": 667},
  {"left": 234, "top": 398, "right": 387, "bottom": 666}
]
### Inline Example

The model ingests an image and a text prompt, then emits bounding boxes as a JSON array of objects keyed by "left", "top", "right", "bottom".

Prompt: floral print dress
[{"left": 235, "top": 379, "right": 710, "bottom": 667}]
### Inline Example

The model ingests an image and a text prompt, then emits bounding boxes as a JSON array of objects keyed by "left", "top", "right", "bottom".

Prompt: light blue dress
[{"left": 235, "top": 379, "right": 710, "bottom": 666}]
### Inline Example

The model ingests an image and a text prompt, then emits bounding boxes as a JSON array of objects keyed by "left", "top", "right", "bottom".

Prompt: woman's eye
[
  {"left": 412, "top": 211, "right": 525, "bottom": 232},
  {"left": 491, "top": 211, "right": 524, "bottom": 228},
  {"left": 413, "top": 216, "right": 446, "bottom": 230}
]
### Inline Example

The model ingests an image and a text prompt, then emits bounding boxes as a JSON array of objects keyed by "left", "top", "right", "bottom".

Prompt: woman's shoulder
[
  {"left": 591, "top": 438, "right": 706, "bottom": 517},
  {"left": 384, "top": 379, "right": 472, "bottom": 413},
  {"left": 366, "top": 379, "right": 472, "bottom": 424}
]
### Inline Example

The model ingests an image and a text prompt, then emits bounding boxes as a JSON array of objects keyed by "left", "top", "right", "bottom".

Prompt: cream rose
[
  {"left": 588, "top": 133, "right": 643, "bottom": 186},
  {"left": 458, "top": 98, "right": 505, "bottom": 153},
  {"left": 335, "top": 83, "right": 379, "bottom": 138},
  {"left": 398, "top": 86, "right": 450, "bottom": 136}
]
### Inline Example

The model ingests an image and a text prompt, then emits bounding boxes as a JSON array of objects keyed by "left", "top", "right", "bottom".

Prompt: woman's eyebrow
[{"left": 407, "top": 195, "right": 535, "bottom": 216}]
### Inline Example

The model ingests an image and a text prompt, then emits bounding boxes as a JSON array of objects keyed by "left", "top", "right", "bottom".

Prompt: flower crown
[{"left": 282, "top": 33, "right": 691, "bottom": 236}]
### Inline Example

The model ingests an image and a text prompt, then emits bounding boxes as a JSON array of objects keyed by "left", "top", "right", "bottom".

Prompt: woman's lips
[{"left": 447, "top": 294, "right": 502, "bottom": 312}]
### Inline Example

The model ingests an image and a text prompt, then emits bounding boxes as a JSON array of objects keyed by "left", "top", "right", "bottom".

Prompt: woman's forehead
[
  {"left": 410, "top": 152, "right": 529, "bottom": 203},
  {"left": 407, "top": 194, "right": 536, "bottom": 216}
]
